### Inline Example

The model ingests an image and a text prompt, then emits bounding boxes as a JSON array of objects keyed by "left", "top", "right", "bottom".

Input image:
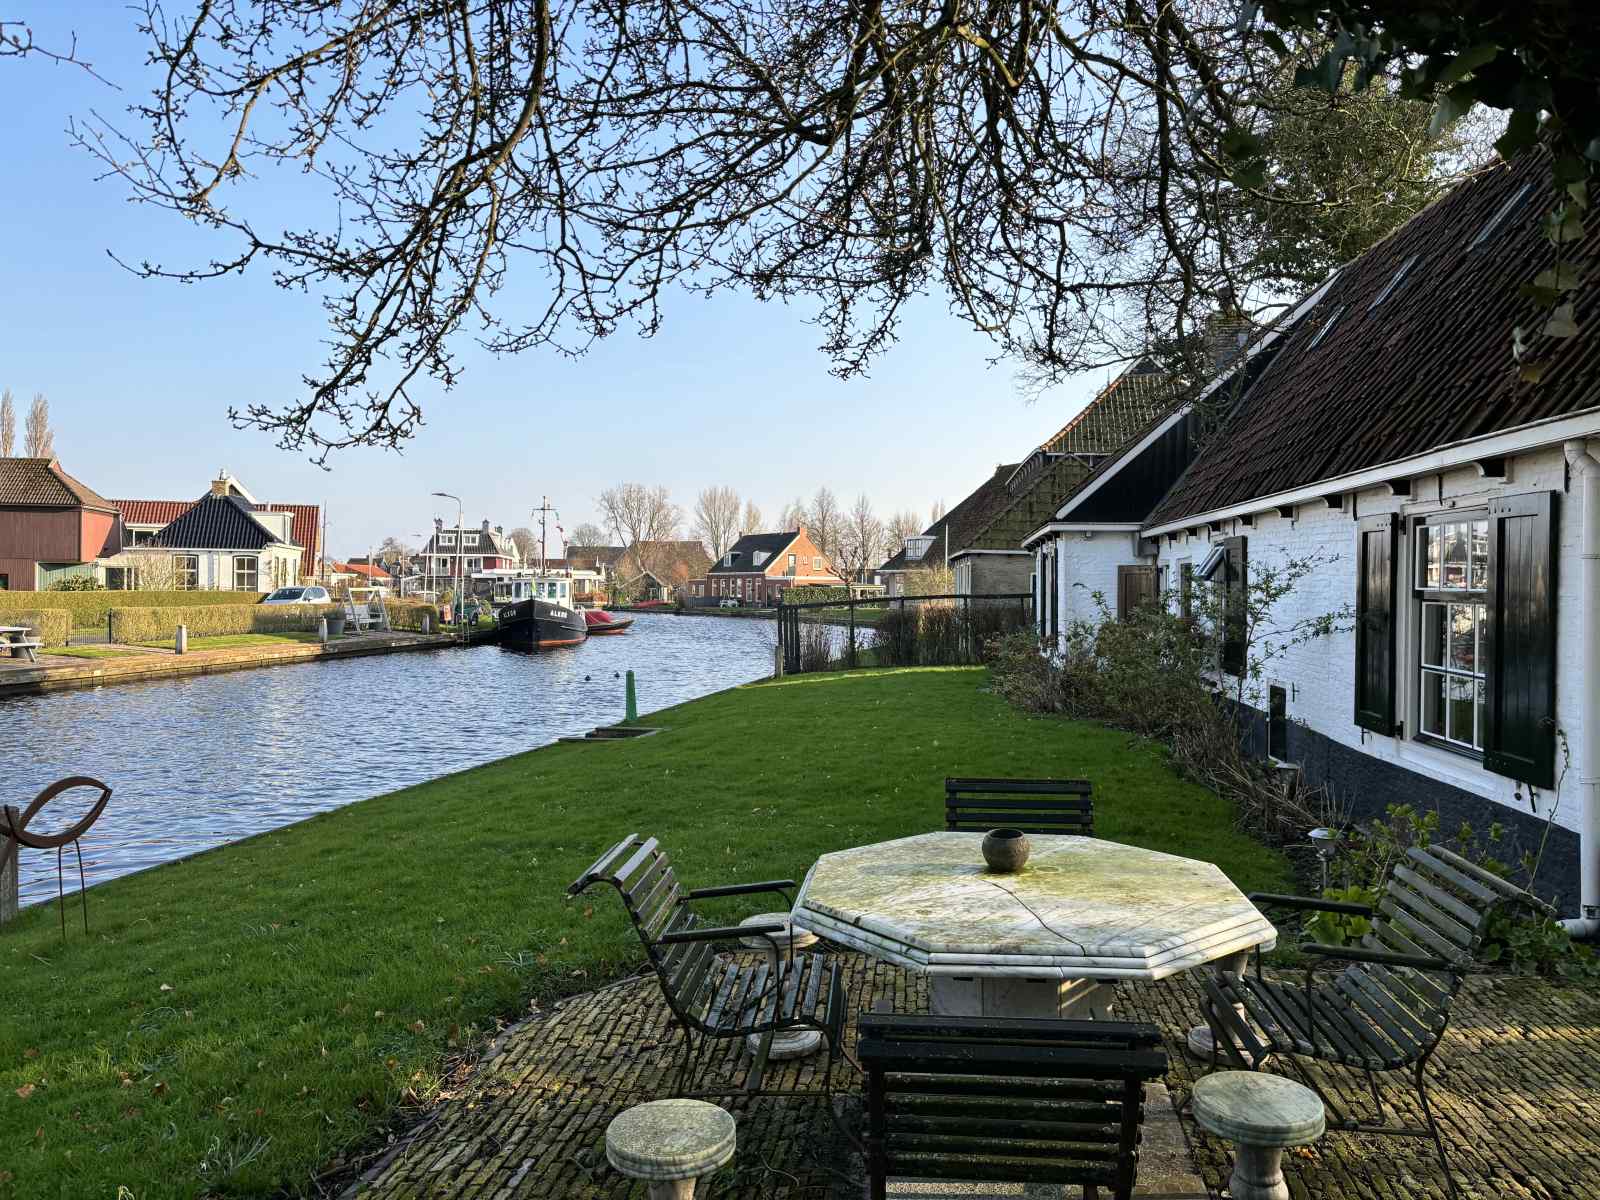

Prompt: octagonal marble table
[{"left": 792, "top": 832, "right": 1275, "bottom": 1023}]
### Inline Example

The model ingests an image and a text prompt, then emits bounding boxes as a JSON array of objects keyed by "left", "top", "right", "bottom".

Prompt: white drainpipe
[{"left": 1562, "top": 440, "right": 1600, "bottom": 936}]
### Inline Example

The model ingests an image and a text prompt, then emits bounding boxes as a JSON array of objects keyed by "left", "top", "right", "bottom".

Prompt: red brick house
[
  {"left": 0, "top": 457, "right": 121, "bottom": 590},
  {"left": 689, "top": 529, "right": 844, "bottom": 605}
]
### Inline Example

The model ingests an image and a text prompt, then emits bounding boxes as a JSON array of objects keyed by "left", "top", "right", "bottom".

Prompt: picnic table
[
  {"left": 0, "top": 625, "right": 42, "bottom": 663},
  {"left": 792, "top": 831, "right": 1276, "bottom": 1024}
]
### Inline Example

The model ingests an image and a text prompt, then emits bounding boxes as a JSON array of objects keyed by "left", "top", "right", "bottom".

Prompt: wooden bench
[
  {"left": 944, "top": 776, "right": 1095, "bottom": 836},
  {"left": 858, "top": 1012, "right": 1168, "bottom": 1199}
]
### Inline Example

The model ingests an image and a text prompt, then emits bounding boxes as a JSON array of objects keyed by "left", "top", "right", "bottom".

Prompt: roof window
[
  {"left": 1471, "top": 182, "right": 1534, "bottom": 249},
  {"left": 1306, "top": 305, "right": 1346, "bottom": 350},
  {"left": 752, "top": 551, "right": 770, "bottom": 566},
  {"left": 904, "top": 535, "right": 934, "bottom": 561},
  {"left": 1368, "top": 254, "right": 1419, "bottom": 311}
]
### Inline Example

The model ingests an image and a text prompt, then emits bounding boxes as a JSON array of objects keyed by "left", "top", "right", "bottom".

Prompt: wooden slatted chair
[
  {"left": 944, "top": 777, "right": 1094, "bottom": 836},
  {"left": 858, "top": 1013, "right": 1170, "bottom": 1200},
  {"left": 567, "top": 834, "right": 850, "bottom": 1105},
  {"left": 1199, "top": 843, "right": 1553, "bottom": 1199}
]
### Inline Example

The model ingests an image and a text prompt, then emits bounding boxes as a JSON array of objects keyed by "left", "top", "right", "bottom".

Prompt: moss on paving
[{"left": 0, "top": 666, "right": 1292, "bottom": 1199}]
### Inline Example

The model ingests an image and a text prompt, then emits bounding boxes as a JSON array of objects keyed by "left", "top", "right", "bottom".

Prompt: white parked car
[
  {"left": 259, "top": 586, "right": 333, "bottom": 605},
  {"left": 718, "top": 597, "right": 741, "bottom": 608}
]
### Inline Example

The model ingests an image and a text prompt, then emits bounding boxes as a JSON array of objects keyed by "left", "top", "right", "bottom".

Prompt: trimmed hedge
[
  {"left": 1, "top": 609, "right": 71, "bottom": 648},
  {"left": 0, "top": 590, "right": 267, "bottom": 630},
  {"left": 784, "top": 585, "right": 849, "bottom": 604},
  {"left": 388, "top": 601, "right": 442, "bottom": 632},
  {"left": 109, "top": 603, "right": 334, "bottom": 643}
]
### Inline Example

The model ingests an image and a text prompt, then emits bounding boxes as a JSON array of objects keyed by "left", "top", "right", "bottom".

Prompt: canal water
[{"left": 3, "top": 612, "right": 777, "bottom": 906}]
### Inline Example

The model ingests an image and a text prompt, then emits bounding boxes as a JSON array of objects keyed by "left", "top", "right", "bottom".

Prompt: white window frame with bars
[
  {"left": 234, "top": 554, "right": 260, "bottom": 591},
  {"left": 1413, "top": 511, "right": 1489, "bottom": 754}
]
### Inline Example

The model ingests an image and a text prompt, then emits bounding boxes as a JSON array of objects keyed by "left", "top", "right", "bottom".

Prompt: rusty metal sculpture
[{"left": 1, "top": 776, "right": 113, "bottom": 938}]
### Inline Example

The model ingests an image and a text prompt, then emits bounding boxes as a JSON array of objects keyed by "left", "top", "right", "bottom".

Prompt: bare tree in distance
[
  {"left": 834, "top": 494, "right": 886, "bottom": 583},
  {"left": 741, "top": 500, "right": 764, "bottom": 537},
  {"left": 929, "top": 500, "right": 947, "bottom": 525},
  {"left": 74, "top": 2, "right": 1500, "bottom": 463},
  {"left": 568, "top": 521, "right": 606, "bottom": 548},
  {"left": 692, "top": 486, "right": 742, "bottom": 560},
  {"left": 888, "top": 510, "right": 923, "bottom": 546},
  {"left": 507, "top": 526, "right": 537, "bottom": 563},
  {"left": 807, "top": 488, "right": 844, "bottom": 558},
  {"left": 779, "top": 498, "right": 807, "bottom": 533},
  {"left": 0, "top": 389, "right": 14, "bottom": 456},
  {"left": 598, "top": 484, "right": 680, "bottom": 575},
  {"left": 24, "top": 393, "right": 52, "bottom": 458}
]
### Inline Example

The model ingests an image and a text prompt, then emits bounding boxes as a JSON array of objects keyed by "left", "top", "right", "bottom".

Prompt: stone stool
[
  {"left": 738, "top": 911, "right": 818, "bottom": 955},
  {"left": 605, "top": 1098, "right": 736, "bottom": 1199},
  {"left": 1192, "top": 1071, "right": 1325, "bottom": 1200}
]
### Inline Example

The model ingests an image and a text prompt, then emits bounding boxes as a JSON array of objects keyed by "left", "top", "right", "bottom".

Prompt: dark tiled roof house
[{"left": 690, "top": 529, "right": 843, "bottom": 604}]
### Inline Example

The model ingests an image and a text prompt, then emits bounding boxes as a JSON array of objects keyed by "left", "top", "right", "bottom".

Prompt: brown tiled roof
[
  {"left": 958, "top": 362, "right": 1184, "bottom": 552},
  {"left": 113, "top": 499, "right": 194, "bottom": 527},
  {"left": 1146, "top": 152, "right": 1600, "bottom": 529},
  {"left": 0, "top": 457, "right": 118, "bottom": 512}
]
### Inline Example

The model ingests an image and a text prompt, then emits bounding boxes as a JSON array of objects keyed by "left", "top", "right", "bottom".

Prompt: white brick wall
[{"left": 1151, "top": 445, "right": 1584, "bottom": 834}]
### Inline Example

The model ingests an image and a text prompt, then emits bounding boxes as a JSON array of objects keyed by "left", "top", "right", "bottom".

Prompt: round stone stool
[
  {"left": 738, "top": 911, "right": 818, "bottom": 954},
  {"left": 605, "top": 1098, "right": 736, "bottom": 1199},
  {"left": 1192, "top": 1071, "right": 1325, "bottom": 1200}
]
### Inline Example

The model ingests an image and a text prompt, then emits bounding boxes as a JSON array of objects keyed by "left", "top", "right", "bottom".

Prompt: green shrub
[
  {"left": 46, "top": 575, "right": 105, "bottom": 591},
  {"left": 387, "top": 601, "right": 441, "bottom": 632},
  {"left": 0, "top": 590, "right": 266, "bottom": 630},
  {"left": 785, "top": 585, "right": 848, "bottom": 604},
  {"left": 109, "top": 603, "right": 334, "bottom": 643},
  {"left": 0, "top": 609, "right": 71, "bottom": 648}
]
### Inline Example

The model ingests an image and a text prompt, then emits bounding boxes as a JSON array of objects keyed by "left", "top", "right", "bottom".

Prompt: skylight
[
  {"left": 1368, "top": 254, "right": 1420, "bottom": 311},
  {"left": 1470, "top": 182, "right": 1533, "bottom": 249},
  {"left": 1306, "top": 305, "right": 1346, "bottom": 350}
]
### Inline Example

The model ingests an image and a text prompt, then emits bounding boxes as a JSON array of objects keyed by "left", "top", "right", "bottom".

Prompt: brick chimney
[{"left": 1206, "top": 288, "right": 1253, "bottom": 374}]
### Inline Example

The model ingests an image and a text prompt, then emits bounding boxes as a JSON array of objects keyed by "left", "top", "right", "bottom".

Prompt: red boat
[{"left": 584, "top": 609, "right": 635, "bottom": 635}]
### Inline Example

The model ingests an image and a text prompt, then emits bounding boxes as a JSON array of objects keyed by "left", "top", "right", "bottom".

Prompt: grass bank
[
  {"left": 1, "top": 667, "right": 1291, "bottom": 1198},
  {"left": 137, "top": 632, "right": 322, "bottom": 651}
]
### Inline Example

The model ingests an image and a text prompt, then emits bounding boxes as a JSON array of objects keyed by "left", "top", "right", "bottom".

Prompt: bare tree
[
  {"left": 834, "top": 494, "right": 886, "bottom": 582},
  {"left": 741, "top": 500, "right": 764, "bottom": 536},
  {"left": 780, "top": 498, "right": 808, "bottom": 532},
  {"left": 24, "top": 393, "right": 52, "bottom": 458},
  {"left": 1, "top": 21, "right": 111, "bottom": 82},
  {"left": 888, "top": 510, "right": 923, "bottom": 545},
  {"left": 507, "top": 526, "right": 537, "bottom": 562},
  {"left": 0, "top": 389, "right": 13, "bottom": 456},
  {"left": 929, "top": 500, "right": 947, "bottom": 525},
  {"left": 692, "top": 486, "right": 742, "bottom": 560},
  {"left": 598, "top": 484, "right": 681, "bottom": 574},
  {"left": 568, "top": 521, "right": 605, "bottom": 548},
  {"left": 83, "top": 2, "right": 1470, "bottom": 461},
  {"left": 807, "top": 488, "right": 843, "bottom": 559}
]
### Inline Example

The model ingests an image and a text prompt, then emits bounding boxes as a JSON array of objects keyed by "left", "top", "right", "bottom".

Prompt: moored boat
[
  {"left": 497, "top": 575, "right": 587, "bottom": 649},
  {"left": 584, "top": 609, "right": 634, "bottom": 635}
]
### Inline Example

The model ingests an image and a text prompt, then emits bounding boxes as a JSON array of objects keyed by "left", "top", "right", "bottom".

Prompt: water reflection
[{"left": 3, "top": 613, "right": 776, "bottom": 905}]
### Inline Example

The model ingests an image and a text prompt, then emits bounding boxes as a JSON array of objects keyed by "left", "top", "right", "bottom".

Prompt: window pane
[
  {"left": 1476, "top": 679, "right": 1486, "bottom": 749},
  {"left": 1421, "top": 670, "right": 1447, "bottom": 738},
  {"left": 1447, "top": 675, "right": 1476, "bottom": 746},
  {"left": 1442, "top": 522, "right": 1469, "bottom": 589},
  {"left": 1448, "top": 603, "right": 1477, "bottom": 672},
  {"left": 1470, "top": 520, "right": 1489, "bottom": 590},
  {"left": 1423, "top": 525, "right": 1441, "bottom": 588},
  {"left": 1421, "top": 603, "right": 1447, "bottom": 668}
]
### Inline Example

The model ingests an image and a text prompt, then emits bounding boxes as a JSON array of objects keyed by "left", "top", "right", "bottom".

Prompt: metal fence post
[{"left": 848, "top": 594, "right": 857, "bottom": 670}]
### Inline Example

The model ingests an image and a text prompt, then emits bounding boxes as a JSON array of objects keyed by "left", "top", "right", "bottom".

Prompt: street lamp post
[{"left": 432, "top": 492, "right": 463, "bottom": 627}]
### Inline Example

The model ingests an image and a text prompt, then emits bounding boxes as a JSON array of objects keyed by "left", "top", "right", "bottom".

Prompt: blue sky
[{"left": 0, "top": 6, "right": 1104, "bottom": 557}]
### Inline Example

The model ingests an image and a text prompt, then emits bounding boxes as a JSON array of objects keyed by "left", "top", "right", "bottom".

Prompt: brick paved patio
[{"left": 344, "top": 954, "right": 1600, "bottom": 1199}]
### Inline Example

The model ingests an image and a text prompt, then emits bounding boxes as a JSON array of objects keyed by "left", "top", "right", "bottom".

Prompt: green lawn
[
  {"left": 136, "top": 632, "right": 323, "bottom": 651},
  {"left": 0, "top": 667, "right": 1291, "bottom": 1198}
]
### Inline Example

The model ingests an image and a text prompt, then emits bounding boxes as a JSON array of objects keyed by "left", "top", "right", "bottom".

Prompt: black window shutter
[
  {"left": 1220, "top": 535, "right": 1248, "bottom": 676},
  {"left": 1354, "top": 515, "right": 1397, "bottom": 734},
  {"left": 1483, "top": 491, "right": 1558, "bottom": 789}
]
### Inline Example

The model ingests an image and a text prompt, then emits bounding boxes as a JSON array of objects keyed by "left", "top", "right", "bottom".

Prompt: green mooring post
[{"left": 625, "top": 669, "right": 638, "bottom": 721}]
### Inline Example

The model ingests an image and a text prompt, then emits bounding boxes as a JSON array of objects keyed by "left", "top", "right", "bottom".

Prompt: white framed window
[
  {"left": 234, "top": 555, "right": 259, "bottom": 591},
  {"left": 812, "top": 555, "right": 822, "bottom": 572},
  {"left": 174, "top": 554, "right": 199, "bottom": 590},
  {"left": 463, "top": 532, "right": 480, "bottom": 547},
  {"left": 1414, "top": 513, "right": 1489, "bottom": 752},
  {"left": 439, "top": 532, "right": 456, "bottom": 547}
]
